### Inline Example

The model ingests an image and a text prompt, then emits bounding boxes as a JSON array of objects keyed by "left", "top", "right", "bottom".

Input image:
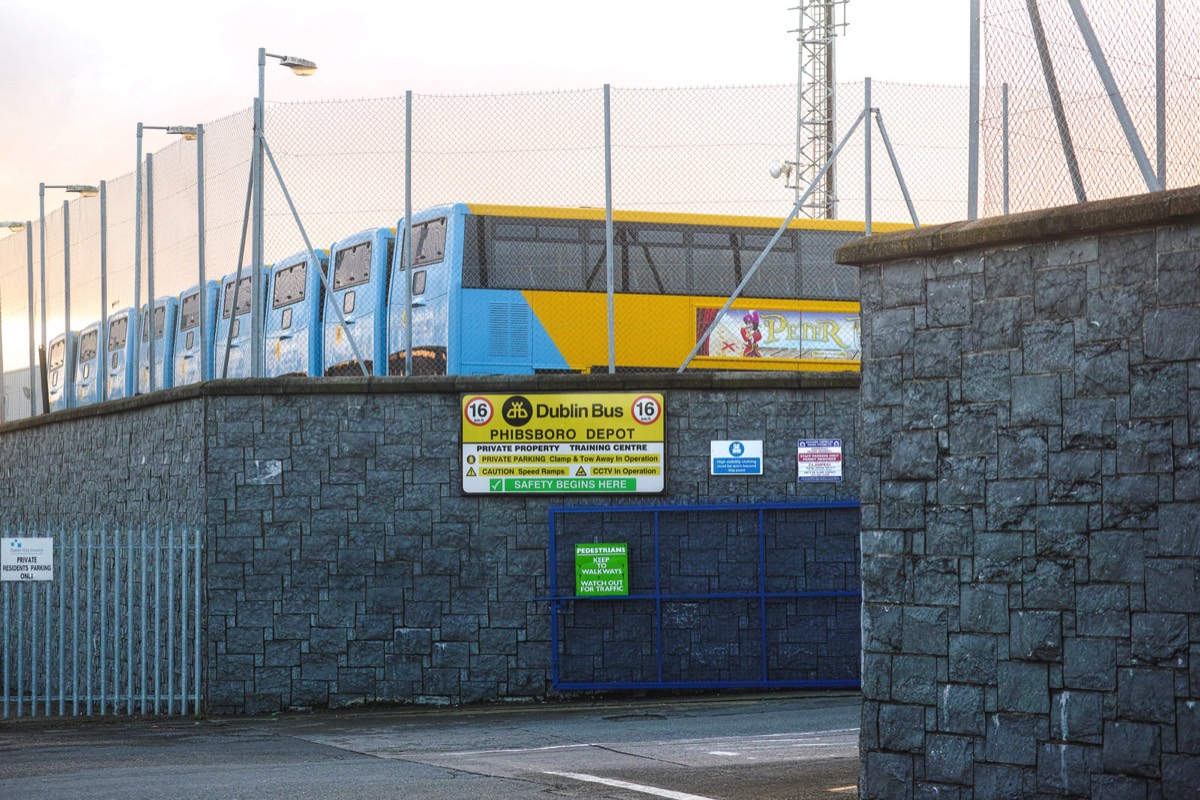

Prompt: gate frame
[{"left": 544, "top": 500, "right": 862, "bottom": 691}]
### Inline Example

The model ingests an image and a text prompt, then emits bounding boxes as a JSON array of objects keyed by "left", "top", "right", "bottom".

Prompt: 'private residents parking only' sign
[
  {"left": 461, "top": 393, "right": 664, "bottom": 494},
  {"left": 2, "top": 538, "right": 54, "bottom": 581}
]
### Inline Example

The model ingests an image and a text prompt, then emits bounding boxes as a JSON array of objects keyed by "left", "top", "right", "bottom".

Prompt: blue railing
[{"left": 543, "top": 501, "right": 862, "bottom": 691}]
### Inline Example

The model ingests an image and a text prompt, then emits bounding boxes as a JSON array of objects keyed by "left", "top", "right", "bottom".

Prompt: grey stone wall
[
  {"left": 841, "top": 188, "right": 1200, "bottom": 799},
  {"left": 0, "top": 373, "right": 861, "bottom": 712}
]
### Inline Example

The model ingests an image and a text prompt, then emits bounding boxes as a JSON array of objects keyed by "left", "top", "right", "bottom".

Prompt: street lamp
[
  {"left": 135, "top": 123, "right": 201, "bottom": 393},
  {"left": 251, "top": 48, "right": 317, "bottom": 377},
  {"left": 39, "top": 183, "right": 99, "bottom": 412},
  {"left": 0, "top": 221, "right": 28, "bottom": 422}
]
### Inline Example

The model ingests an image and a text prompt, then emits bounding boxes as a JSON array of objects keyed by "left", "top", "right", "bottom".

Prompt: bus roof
[{"left": 464, "top": 203, "right": 910, "bottom": 234}]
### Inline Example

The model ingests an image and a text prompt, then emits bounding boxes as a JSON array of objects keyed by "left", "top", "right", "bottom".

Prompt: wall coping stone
[
  {"left": 836, "top": 184, "right": 1200, "bottom": 265},
  {"left": 1, "top": 371, "right": 859, "bottom": 434}
]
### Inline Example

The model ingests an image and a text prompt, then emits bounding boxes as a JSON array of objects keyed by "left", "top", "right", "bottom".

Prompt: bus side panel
[
  {"left": 455, "top": 289, "right": 570, "bottom": 375},
  {"left": 388, "top": 209, "right": 462, "bottom": 376},
  {"left": 138, "top": 301, "right": 179, "bottom": 392},
  {"left": 175, "top": 283, "right": 219, "bottom": 387},
  {"left": 323, "top": 229, "right": 392, "bottom": 377},
  {"left": 47, "top": 333, "right": 77, "bottom": 412},
  {"left": 73, "top": 325, "right": 102, "bottom": 407},
  {"left": 214, "top": 275, "right": 259, "bottom": 380},
  {"left": 106, "top": 310, "right": 135, "bottom": 400}
]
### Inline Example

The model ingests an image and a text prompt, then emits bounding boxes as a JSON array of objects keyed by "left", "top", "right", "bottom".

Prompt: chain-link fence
[
  {"left": 0, "top": 79, "right": 973, "bottom": 419},
  {"left": 980, "top": 0, "right": 1200, "bottom": 215}
]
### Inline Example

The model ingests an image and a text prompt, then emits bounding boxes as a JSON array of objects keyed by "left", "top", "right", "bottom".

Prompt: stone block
[
  {"left": 1076, "top": 584, "right": 1130, "bottom": 638},
  {"left": 924, "top": 734, "right": 974, "bottom": 786},
  {"left": 1010, "top": 375, "right": 1061, "bottom": 427},
  {"left": 879, "top": 703, "right": 926, "bottom": 752},
  {"left": 1074, "top": 341, "right": 1130, "bottom": 397},
  {"left": 1117, "top": 667, "right": 1175, "bottom": 723},
  {"left": 913, "top": 329, "right": 962, "bottom": 379},
  {"left": 1101, "top": 721, "right": 1161, "bottom": 778},
  {"left": 997, "top": 661, "right": 1049, "bottom": 714},
  {"left": 997, "top": 429, "right": 1048, "bottom": 479},
  {"left": 961, "top": 352, "right": 1011, "bottom": 405},
  {"left": 960, "top": 583, "right": 1010, "bottom": 634},
  {"left": 1063, "top": 637, "right": 1116, "bottom": 691},
  {"left": 1050, "top": 689, "right": 1104, "bottom": 743},
  {"left": 1022, "top": 321, "right": 1074, "bottom": 374},
  {"left": 1010, "top": 611, "right": 1062, "bottom": 661},
  {"left": 938, "top": 683, "right": 985, "bottom": 735},
  {"left": 1130, "top": 613, "right": 1189, "bottom": 662},
  {"left": 891, "top": 432, "right": 938, "bottom": 480},
  {"left": 1144, "top": 307, "right": 1200, "bottom": 361},
  {"left": 928, "top": 277, "right": 972, "bottom": 327},
  {"left": 1037, "top": 742, "right": 1102, "bottom": 796},
  {"left": 985, "top": 713, "right": 1046, "bottom": 765}
]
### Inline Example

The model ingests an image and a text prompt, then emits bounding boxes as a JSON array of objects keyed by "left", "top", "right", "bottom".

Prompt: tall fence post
[
  {"left": 864, "top": 78, "right": 872, "bottom": 236},
  {"left": 604, "top": 84, "right": 615, "bottom": 374},
  {"left": 968, "top": 0, "right": 981, "bottom": 220}
]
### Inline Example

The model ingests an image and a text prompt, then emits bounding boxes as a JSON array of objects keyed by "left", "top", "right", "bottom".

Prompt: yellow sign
[{"left": 461, "top": 392, "right": 665, "bottom": 494}]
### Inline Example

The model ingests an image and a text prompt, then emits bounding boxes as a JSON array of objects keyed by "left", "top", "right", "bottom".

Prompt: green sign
[
  {"left": 575, "top": 543, "right": 629, "bottom": 596},
  {"left": 496, "top": 477, "right": 637, "bottom": 493}
]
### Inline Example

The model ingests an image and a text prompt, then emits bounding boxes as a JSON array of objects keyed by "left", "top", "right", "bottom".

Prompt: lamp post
[
  {"left": 252, "top": 48, "right": 317, "bottom": 377},
  {"left": 39, "top": 183, "right": 98, "bottom": 412},
  {"left": 135, "top": 123, "right": 200, "bottom": 393},
  {"left": 0, "top": 220, "right": 26, "bottom": 422}
]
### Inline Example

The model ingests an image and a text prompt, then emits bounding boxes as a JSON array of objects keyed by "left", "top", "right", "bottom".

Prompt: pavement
[{"left": 0, "top": 690, "right": 861, "bottom": 799}]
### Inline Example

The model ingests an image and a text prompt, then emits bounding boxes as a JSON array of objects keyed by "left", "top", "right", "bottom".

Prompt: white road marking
[
  {"left": 545, "top": 771, "right": 719, "bottom": 800},
  {"left": 434, "top": 743, "right": 592, "bottom": 757},
  {"left": 707, "top": 751, "right": 741, "bottom": 756}
]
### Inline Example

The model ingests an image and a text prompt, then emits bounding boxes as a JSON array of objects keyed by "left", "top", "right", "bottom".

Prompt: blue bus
[
  {"left": 386, "top": 203, "right": 896, "bottom": 375},
  {"left": 106, "top": 307, "right": 136, "bottom": 400},
  {"left": 266, "top": 249, "right": 329, "bottom": 377},
  {"left": 175, "top": 280, "right": 219, "bottom": 386},
  {"left": 137, "top": 297, "right": 179, "bottom": 393},
  {"left": 73, "top": 322, "right": 103, "bottom": 407},
  {"left": 387, "top": 210, "right": 449, "bottom": 375},
  {"left": 322, "top": 227, "right": 394, "bottom": 376},
  {"left": 47, "top": 331, "right": 78, "bottom": 412},
  {"left": 214, "top": 270, "right": 259, "bottom": 379}
]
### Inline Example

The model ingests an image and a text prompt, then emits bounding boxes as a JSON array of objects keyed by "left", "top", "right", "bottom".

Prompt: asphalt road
[{"left": 0, "top": 691, "right": 861, "bottom": 799}]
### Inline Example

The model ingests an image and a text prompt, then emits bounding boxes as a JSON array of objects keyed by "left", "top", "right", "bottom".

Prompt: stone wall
[
  {"left": 840, "top": 187, "right": 1200, "bottom": 799},
  {"left": 0, "top": 373, "right": 862, "bottom": 712}
]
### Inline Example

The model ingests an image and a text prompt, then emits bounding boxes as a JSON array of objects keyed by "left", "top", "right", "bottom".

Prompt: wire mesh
[
  {"left": 0, "top": 77, "right": 1037, "bottom": 396},
  {"left": 981, "top": 0, "right": 1200, "bottom": 214}
]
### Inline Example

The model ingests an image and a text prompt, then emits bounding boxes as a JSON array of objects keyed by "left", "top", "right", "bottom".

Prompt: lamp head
[
  {"left": 279, "top": 56, "right": 317, "bottom": 76},
  {"left": 168, "top": 126, "right": 199, "bottom": 141},
  {"left": 0, "top": 221, "right": 26, "bottom": 232},
  {"left": 67, "top": 185, "right": 100, "bottom": 198}
]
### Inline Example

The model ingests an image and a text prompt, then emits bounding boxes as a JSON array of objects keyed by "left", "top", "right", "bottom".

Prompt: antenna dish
[{"left": 769, "top": 161, "right": 785, "bottom": 179}]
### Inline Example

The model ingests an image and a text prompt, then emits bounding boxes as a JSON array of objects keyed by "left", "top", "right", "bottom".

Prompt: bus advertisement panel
[{"left": 694, "top": 307, "right": 861, "bottom": 363}]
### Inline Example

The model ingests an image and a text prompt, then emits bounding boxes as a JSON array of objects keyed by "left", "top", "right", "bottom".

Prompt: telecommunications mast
[{"left": 791, "top": 2, "right": 846, "bottom": 219}]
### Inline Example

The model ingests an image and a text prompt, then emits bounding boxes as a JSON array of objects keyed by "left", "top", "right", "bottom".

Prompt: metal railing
[{"left": 2, "top": 525, "right": 202, "bottom": 719}]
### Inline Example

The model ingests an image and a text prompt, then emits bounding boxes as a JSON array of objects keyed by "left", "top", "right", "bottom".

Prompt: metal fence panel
[
  {"left": 545, "top": 501, "right": 861, "bottom": 690},
  {"left": 1, "top": 525, "right": 202, "bottom": 719}
]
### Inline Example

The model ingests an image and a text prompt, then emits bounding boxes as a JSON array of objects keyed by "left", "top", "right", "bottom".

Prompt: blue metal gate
[
  {"left": 2, "top": 526, "right": 203, "bottom": 719},
  {"left": 545, "top": 501, "right": 861, "bottom": 691}
]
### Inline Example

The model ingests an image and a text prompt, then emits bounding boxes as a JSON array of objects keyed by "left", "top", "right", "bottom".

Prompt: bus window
[
  {"left": 411, "top": 217, "right": 446, "bottom": 267},
  {"left": 273, "top": 261, "right": 307, "bottom": 308},
  {"left": 222, "top": 276, "right": 254, "bottom": 318},
  {"left": 333, "top": 242, "right": 371, "bottom": 290}
]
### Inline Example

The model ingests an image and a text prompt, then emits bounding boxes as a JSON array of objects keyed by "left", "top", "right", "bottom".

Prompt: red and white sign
[{"left": 797, "top": 439, "right": 843, "bottom": 483}]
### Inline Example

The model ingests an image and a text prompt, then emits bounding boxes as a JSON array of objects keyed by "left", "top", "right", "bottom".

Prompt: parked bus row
[{"left": 46, "top": 203, "right": 896, "bottom": 411}]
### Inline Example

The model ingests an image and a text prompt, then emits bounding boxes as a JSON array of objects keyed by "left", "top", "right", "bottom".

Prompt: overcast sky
[{"left": 0, "top": 0, "right": 967, "bottom": 224}]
